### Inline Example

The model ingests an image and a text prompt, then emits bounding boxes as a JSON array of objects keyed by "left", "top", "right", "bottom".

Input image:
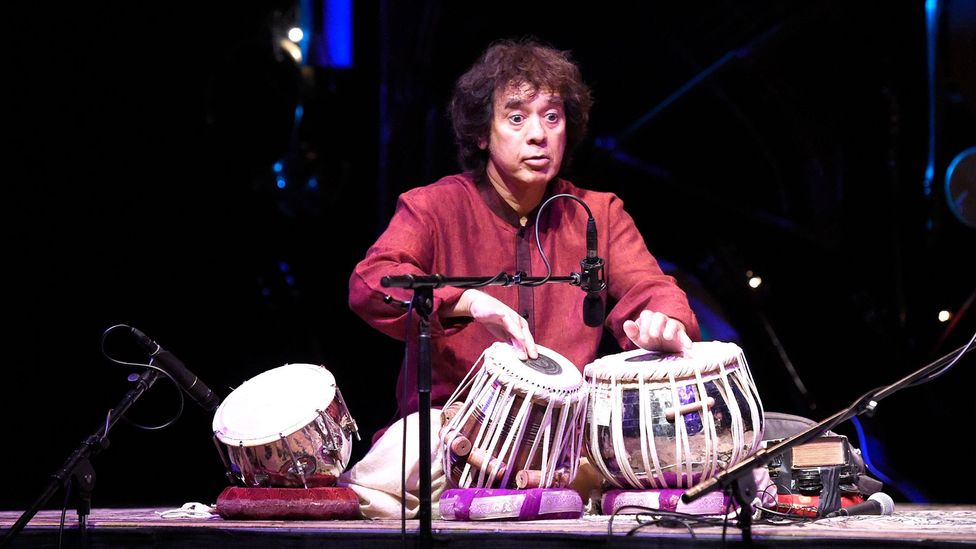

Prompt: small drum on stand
[
  {"left": 212, "top": 363, "right": 359, "bottom": 488},
  {"left": 584, "top": 341, "right": 764, "bottom": 490},
  {"left": 440, "top": 343, "right": 588, "bottom": 490}
]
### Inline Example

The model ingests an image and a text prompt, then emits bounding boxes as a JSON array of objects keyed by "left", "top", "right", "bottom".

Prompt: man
[{"left": 340, "top": 38, "right": 700, "bottom": 518}]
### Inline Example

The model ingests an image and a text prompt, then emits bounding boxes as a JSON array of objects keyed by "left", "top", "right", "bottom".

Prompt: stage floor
[{"left": 3, "top": 504, "right": 976, "bottom": 548}]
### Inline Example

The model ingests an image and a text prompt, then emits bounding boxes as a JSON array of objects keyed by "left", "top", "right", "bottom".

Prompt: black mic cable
[{"left": 528, "top": 193, "right": 606, "bottom": 327}]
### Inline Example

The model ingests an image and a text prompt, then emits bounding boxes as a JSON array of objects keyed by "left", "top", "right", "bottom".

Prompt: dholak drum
[
  {"left": 584, "top": 341, "right": 764, "bottom": 489},
  {"left": 440, "top": 343, "right": 588, "bottom": 490},
  {"left": 212, "top": 363, "right": 359, "bottom": 488}
]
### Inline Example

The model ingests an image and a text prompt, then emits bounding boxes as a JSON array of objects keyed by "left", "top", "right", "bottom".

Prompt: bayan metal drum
[
  {"left": 584, "top": 341, "right": 764, "bottom": 489},
  {"left": 440, "top": 343, "right": 588, "bottom": 490},
  {"left": 212, "top": 363, "right": 359, "bottom": 488}
]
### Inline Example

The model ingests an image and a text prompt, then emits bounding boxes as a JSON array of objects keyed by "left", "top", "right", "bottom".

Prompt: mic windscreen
[
  {"left": 824, "top": 491, "right": 895, "bottom": 518},
  {"left": 583, "top": 293, "right": 604, "bottom": 327},
  {"left": 868, "top": 492, "right": 895, "bottom": 515}
]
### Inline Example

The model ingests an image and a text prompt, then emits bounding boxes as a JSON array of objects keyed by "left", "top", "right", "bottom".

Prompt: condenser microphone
[
  {"left": 583, "top": 292, "right": 604, "bottom": 327},
  {"left": 823, "top": 492, "right": 895, "bottom": 518},
  {"left": 581, "top": 217, "right": 606, "bottom": 327},
  {"left": 129, "top": 327, "right": 222, "bottom": 412}
]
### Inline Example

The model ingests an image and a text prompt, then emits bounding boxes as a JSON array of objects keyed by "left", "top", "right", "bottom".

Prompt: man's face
[{"left": 482, "top": 83, "right": 567, "bottom": 191}]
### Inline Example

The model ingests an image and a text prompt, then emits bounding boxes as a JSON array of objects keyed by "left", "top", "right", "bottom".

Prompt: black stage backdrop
[{"left": 5, "top": 2, "right": 975, "bottom": 512}]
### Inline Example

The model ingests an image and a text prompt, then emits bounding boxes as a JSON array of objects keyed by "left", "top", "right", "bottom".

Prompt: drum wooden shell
[{"left": 584, "top": 342, "right": 764, "bottom": 489}]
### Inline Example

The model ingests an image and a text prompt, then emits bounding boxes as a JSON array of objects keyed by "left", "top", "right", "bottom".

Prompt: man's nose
[{"left": 526, "top": 116, "right": 546, "bottom": 144}]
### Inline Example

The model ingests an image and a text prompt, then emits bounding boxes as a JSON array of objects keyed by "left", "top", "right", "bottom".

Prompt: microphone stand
[
  {"left": 381, "top": 270, "right": 590, "bottom": 549},
  {"left": 681, "top": 340, "right": 976, "bottom": 541},
  {"left": 1, "top": 368, "right": 162, "bottom": 548}
]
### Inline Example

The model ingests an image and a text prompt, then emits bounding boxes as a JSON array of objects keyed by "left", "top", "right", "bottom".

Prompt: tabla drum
[
  {"left": 440, "top": 343, "right": 588, "bottom": 490},
  {"left": 584, "top": 341, "right": 764, "bottom": 489},
  {"left": 212, "top": 363, "right": 359, "bottom": 488}
]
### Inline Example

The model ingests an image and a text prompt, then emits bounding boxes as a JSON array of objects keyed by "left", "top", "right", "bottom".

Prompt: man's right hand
[{"left": 450, "top": 289, "right": 538, "bottom": 360}]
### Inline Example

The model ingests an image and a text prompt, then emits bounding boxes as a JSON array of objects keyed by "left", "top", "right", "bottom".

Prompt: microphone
[
  {"left": 580, "top": 216, "right": 606, "bottom": 327},
  {"left": 128, "top": 327, "right": 222, "bottom": 412},
  {"left": 823, "top": 492, "right": 894, "bottom": 518}
]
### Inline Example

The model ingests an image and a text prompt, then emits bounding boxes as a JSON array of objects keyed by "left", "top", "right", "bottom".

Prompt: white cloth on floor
[{"left": 338, "top": 412, "right": 446, "bottom": 519}]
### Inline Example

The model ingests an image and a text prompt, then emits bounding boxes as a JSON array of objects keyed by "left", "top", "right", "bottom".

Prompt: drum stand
[
  {"left": 682, "top": 338, "right": 976, "bottom": 543},
  {"left": 383, "top": 269, "right": 593, "bottom": 549},
  {"left": 1, "top": 367, "right": 162, "bottom": 548}
]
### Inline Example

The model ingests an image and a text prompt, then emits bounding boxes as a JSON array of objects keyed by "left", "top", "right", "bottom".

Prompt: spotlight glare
[
  {"left": 748, "top": 276, "right": 762, "bottom": 289},
  {"left": 288, "top": 27, "right": 304, "bottom": 43},
  {"left": 938, "top": 310, "right": 952, "bottom": 322},
  {"left": 279, "top": 39, "right": 302, "bottom": 63}
]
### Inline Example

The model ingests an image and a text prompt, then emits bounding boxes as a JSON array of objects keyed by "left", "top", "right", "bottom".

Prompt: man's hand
[
  {"left": 623, "top": 310, "right": 693, "bottom": 353},
  {"left": 453, "top": 289, "right": 538, "bottom": 360}
]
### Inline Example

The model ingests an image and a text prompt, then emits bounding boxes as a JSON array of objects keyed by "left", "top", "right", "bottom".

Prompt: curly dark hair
[{"left": 449, "top": 38, "right": 593, "bottom": 176}]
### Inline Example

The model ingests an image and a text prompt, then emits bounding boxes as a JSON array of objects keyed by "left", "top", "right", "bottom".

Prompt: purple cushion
[{"left": 440, "top": 488, "right": 583, "bottom": 521}]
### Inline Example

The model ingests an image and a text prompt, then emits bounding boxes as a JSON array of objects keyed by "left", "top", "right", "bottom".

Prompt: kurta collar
[{"left": 474, "top": 175, "right": 561, "bottom": 229}]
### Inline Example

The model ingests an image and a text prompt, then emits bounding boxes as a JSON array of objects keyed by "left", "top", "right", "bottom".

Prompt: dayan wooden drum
[
  {"left": 440, "top": 343, "right": 588, "bottom": 490},
  {"left": 212, "top": 363, "right": 359, "bottom": 488},
  {"left": 584, "top": 341, "right": 764, "bottom": 489}
]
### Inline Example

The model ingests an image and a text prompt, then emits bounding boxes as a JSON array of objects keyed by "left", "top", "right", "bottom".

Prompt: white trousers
[{"left": 337, "top": 412, "right": 447, "bottom": 519}]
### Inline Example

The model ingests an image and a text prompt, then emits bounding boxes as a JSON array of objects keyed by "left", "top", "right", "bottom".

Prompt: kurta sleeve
[
  {"left": 348, "top": 191, "right": 469, "bottom": 340},
  {"left": 601, "top": 194, "right": 702, "bottom": 349}
]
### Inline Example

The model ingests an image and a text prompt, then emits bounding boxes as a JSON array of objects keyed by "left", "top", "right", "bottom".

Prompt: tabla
[
  {"left": 584, "top": 341, "right": 764, "bottom": 489},
  {"left": 440, "top": 343, "right": 588, "bottom": 490},
  {"left": 212, "top": 363, "right": 359, "bottom": 488}
]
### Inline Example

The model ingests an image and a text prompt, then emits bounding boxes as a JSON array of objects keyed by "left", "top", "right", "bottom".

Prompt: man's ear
[{"left": 478, "top": 137, "right": 488, "bottom": 150}]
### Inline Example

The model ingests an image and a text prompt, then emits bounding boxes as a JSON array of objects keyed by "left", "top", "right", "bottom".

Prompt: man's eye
[
  {"left": 545, "top": 113, "right": 560, "bottom": 122},
  {"left": 509, "top": 114, "right": 524, "bottom": 123}
]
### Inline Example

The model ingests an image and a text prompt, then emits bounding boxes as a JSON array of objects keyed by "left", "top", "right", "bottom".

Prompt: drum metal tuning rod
[
  {"left": 332, "top": 389, "right": 361, "bottom": 441},
  {"left": 211, "top": 434, "right": 241, "bottom": 486},
  {"left": 279, "top": 433, "right": 309, "bottom": 489}
]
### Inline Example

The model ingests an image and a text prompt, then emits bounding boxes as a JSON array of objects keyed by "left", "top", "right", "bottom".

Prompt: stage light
[
  {"left": 288, "top": 27, "right": 304, "bottom": 43},
  {"left": 938, "top": 310, "right": 952, "bottom": 322},
  {"left": 745, "top": 271, "right": 763, "bottom": 289}
]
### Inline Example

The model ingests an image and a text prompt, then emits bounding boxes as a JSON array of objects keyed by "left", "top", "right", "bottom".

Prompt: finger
[
  {"left": 521, "top": 320, "right": 539, "bottom": 360},
  {"left": 633, "top": 310, "right": 651, "bottom": 339},
  {"left": 626, "top": 315, "right": 650, "bottom": 349},
  {"left": 509, "top": 335, "right": 528, "bottom": 361},
  {"left": 503, "top": 315, "right": 529, "bottom": 360},
  {"left": 638, "top": 315, "right": 657, "bottom": 347},
  {"left": 662, "top": 318, "right": 680, "bottom": 343},
  {"left": 623, "top": 319, "right": 639, "bottom": 342},
  {"left": 679, "top": 330, "right": 693, "bottom": 350},
  {"left": 647, "top": 312, "right": 667, "bottom": 340}
]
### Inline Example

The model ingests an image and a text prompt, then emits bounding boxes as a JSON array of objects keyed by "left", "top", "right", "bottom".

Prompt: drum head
[
  {"left": 584, "top": 341, "right": 744, "bottom": 381},
  {"left": 484, "top": 342, "right": 583, "bottom": 395},
  {"left": 213, "top": 363, "right": 337, "bottom": 446}
]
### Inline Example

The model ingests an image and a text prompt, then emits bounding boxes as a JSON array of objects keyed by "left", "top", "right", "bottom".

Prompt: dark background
[{"left": 5, "top": 1, "right": 974, "bottom": 512}]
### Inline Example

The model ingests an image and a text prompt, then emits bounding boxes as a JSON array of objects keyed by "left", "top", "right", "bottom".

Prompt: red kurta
[{"left": 349, "top": 173, "right": 700, "bottom": 426}]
